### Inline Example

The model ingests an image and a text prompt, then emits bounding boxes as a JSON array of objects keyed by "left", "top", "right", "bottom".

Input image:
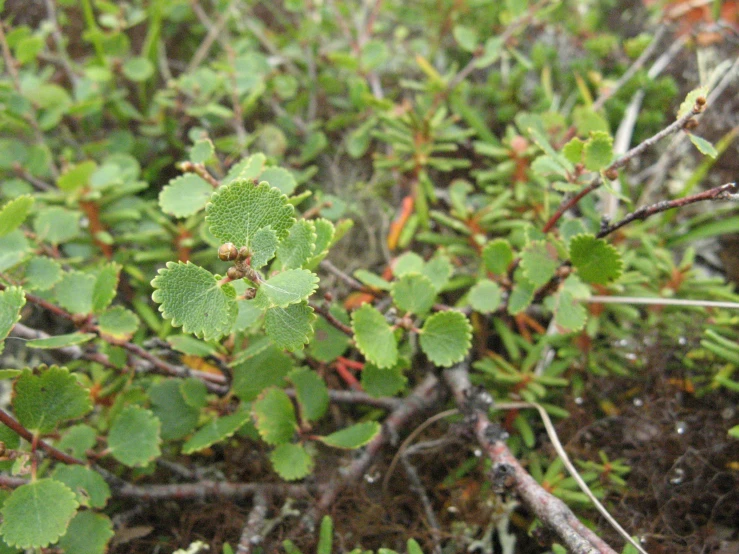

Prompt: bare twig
[
  {"left": 308, "top": 301, "right": 354, "bottom": 336},
  {"left": 584, "top": 295, "right": 739, "bottom": 310},
  {"left": 0, "top": 409, "right": 84, "bottom": 466},
  {"left": 285, "top": 387, "right": 401, "bottom": 411},
  {"left": 237, "top": 491, "right": 269, "bottom": 554},
  {"left": 401, "top": 455, "right": 442, "bottom": 554}
]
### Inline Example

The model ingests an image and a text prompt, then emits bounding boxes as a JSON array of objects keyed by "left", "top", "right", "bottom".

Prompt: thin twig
[
  {"left": 237, "top": 490, "right": 269, "bottom": 554},
  {"left": 309, "top": 301, "right": 354, "bottom": 336},
  {"left": 285, "top": 387, "right": 401, "bottom": 411},
  {"left": 42, "top": 0, "right": 79, "bottom": 86},
  {"left": 401, "top": 456, "right": 442, "bottom": 554},
  {"left": 0, "top": 409, "right": 84, "bottom": 466},
  {"left": 187, "top": 0, "right": 231, "bottom": 72},
  {"left": 584, "top": 295, "right": 739, "bottom": 310}
]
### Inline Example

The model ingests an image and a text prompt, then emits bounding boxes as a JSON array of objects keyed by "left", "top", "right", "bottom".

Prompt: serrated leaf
[
  {"left": 26, "top": 332, "right": 95, "bottom": 349},
  {"left": 0, "top": 195, "right": 33, "bottom": 237},
  {"left": 0, "top": 286, "right": 24, "bottom": 354},
  {"left": 264, "top": 302, "right": 316, "bottom": 351},
  {"left": 206, "top": 180, "right": 295, "bottom": 248},
  {"left": 223, "top": 153, "right": 266, "bottom": 185},
  {"left": 181, "top": 409, "right": 251, "bottom": 454},
  {"left": 260, "top": 166, "right": 297, "bottom": 195},
  {"left": 468, "top": 279, "right": 502, "bottom": 313},
  {"left": 550, "top": 290, "right": 587, "bottom": 332},
  {"left": 13, "top": 366, "right": 92, "bottom": 434},
  {"left": 276, "top": 220, "right": 316, "bottom": 269},
  {"left": 317, "top": 421, "right": 380, "bottom": 449},
  {"left": 57, "top": 160, "right": 96, "bottom": 191},
  {"left": 270, "top": 443, "right": 314, "bottom": 481},
  {"left": 306, "top": 218, "right": 335, "bottom": 268},
  {"left": 569, "top": 234, "right": 623, "bottom": 284},
  {"left": 309, "top": 305, "right": 350, "bottom": 363},
  {"left": 23, "top": 257, "right": 62, "bottom": 291},
  {"left": 351, "top": 303, "right": 398, "bottom": 369},
  {"left": 97, "top": 306, "right": 139, "bottom": 339},
  {"left": 252, "top": 388, "right": 297, "bottom": 445},
  {"left": 255, "top": 269, "right": 319, "bottom": 308},
  {"left": 562, "top": 137, "right": 585, "bottom": 164},
  {"left": 391, "top": 273, "right": 436, "bottom": 314},
  {"left": 289, "top": 368, "right": 328, "bottom": 422},
  {"left": 0, "top": 230, "right": 28, "bottom": 272},
  {"left": 57, "top": 424, "right": 97, "bottom": 459},
  {"left": 232, "top": 344, "right": 294, "bottom": 401},
  {"left": 419, "top": 311, "right": 472, "bottom": 367},
  {"left": 159, "top": 174, "right": 213, "bottom": 218},
  {"left": 57, "top": 511, "right": 114, "bottom": 554},
  {"left": 688, "top": 134, "right": 718, "bottom": 158},
  {"left": 361, "top": 361, "right": 407, "bottom": 398},
  {"left": 108, "top": 406, "right": 161, "bottom": 467},
  {"left": 32, "top": 207, "right": 81, "bottom": 245},
  {"left": 249, "top": 226, "right": 280, "bottom": 269},
  {"left": 167, "top": 335, "right": 217, "bottom": 357},
  {"left": 677, "top": 86, "right": 708, "bottom": 119},
  {"left": 51, "top": 465, "right": 111, "bottom": 509},
  {"left": 180, "top": 378, "right": 209, "bottom": 409},
  {"left": 531, "top": 155, "right": 568, "bottom": 177},
  {"left": 151, "top": 261, "right": 237, "bottom": 341},
  {"left": 149, "top": 379, "right": 200, "bottom": 440},
  {"left": 190, "top": 139, "right": 214, "bottom": 164},
  {"left": 507, "top": 270, "right": 535, "bottom": 315},
  {"left": 54, "top": 271, "right": 95, "bottom": 315},
  {"left": 393, "top": 252, "right": 424, "bottom": 277},
  {"left": 91, "top": 263, "right": 120, "bottom": 313},
  {"left": 422, "top": 255, "right": 453, "bottom": 290},
  {"left": 482, "top": 239, "right": 513, "bottom": 275},
  {"left": 520, "top": 241, "right": 559, "bottom": 287},
  {"left": 0, "top": 479, "right": 78, "bottom": 549},
  {"left": 583, "top": 131, "right": 613, "bottom": 171}
]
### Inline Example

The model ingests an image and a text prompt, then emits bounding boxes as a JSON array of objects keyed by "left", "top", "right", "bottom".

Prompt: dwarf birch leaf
[
  {"left": 189, "top": 138, "right": 214, "bottom": 164},
  {"left": 151, "top": 261, "right": 237, "bottom": 340},
  {"left": 354, "top": 269, "right": 392, "bottom": 290},
  {"left": 317, "top": 421, "right": 380, "bottom": 449},
  {"left": 562, "top": 137, "right": 585, "bottom": 164},
  {"left": 149, "top": 379, "right": 200, "bottom": 440},
  {"left": 222, "top": 153, "right": 266, "bottom": 185},
  {"left": 97, "top": 306, "right": 139, "bottom": 339},
  {"left": 482, "top": 239, "right": 513, "bottom": 275},
  {"left": 32, "top": 207, "right": 81, "bottom": 244},
  {"left": 91, "top": 263, "right": 120, "bottom": 313},
  {"left": 361, "top": 362, "right": 407, "bottom": 398},
  {"left": 180, "top": 378, "right": 209, "bottom": 409},
  {"left": 468, "top": 279, "right": 502, "bottom": 313},
  {"left": 108, "top": 406, "right": 161, "bottom": 467},
  {"left": 688, "top": 134, "right": 718, "bottom": 158},
  {"left": 159, "top": 174, "right": 213, "bottom": 218},
  {"left": 583, "top": 131, "right": 613, "bottom": 170},
  {"left": 264, "top": 302, "right": 316, "bottom": 351},
  {"left": 26, "top": 332, "right": 95, "bottom": 349},
  {"left": 57, "top": 160, "right": 96, "bottom": 191},
  {"left": 559, "top": 219, "right": 588, "bottom": 247},
  {"left": 206, "top": 180, "right": 295, "bottom": 248},
  {"left": 23, "top": 257, "right": 62, "bottom": 291},
  {"left": 250, "top": 226, "right": 279, "bottom": 269},
  {"left": 569, "top": 234, "right": 623, "bottom": 284},
  {"left": 276, "top": 220, "right": 316, "bottom": 269},
  {"left": 391, "top": 273, "right": 436, "bottom": 314},
  {"left": 310, "top": 218, "right": 335, "bottom": 259},
  {"left": 677, "top": 86, "right": 708, "bottom": 119},
  {"left": 309, "top": 305, "right": 350, "bottom": 363},
  {"left": 0, "top": 195, "right": 33, "bottom": 237},
  {"left": 520, "top": 241, "right": 559, "bottom": 287},
  {"left": 51, "top": 465, "right": 111, "bottom": 509},
  {"left": 255, "top": 269, "right": 319, "bottom": 308},
  {"left": 393, "top": 252, "right": 424, "bottom": 276},
  {"left": 55, "top": 272, "right": 95, "bottom": 315},
  {"left": 0, "top": 479, "right": 78, "bottom": 549},
  {"left": 232, "top": 345, "right": 294, "bottom": 401},
  {"left": 13, "top": 366, "right": 92, "bottom": 434},
  {"left": 260, "top": 166, "right": 297, "bottom": 195},
  {"left": 181, "top": 409, "right": 251, "bottom": 454},
  {"left": 270, "top": 443, "right": 314, "bottom": 481},
  {"left": 550, "top": 290, "right": 587, "bottom": 332},
  {"left": 0, "top": 286, "right": 24, "bottom": 354},
  {"left": 289, "top": 368, "right": 328, "bottom": 422},
  {"left": 0, "top": 230, "right": 28, "bottom": 272},
  {"left": 252, "top": 388, "right": 297, "bottom": 445},
  {"left": 507, "top": 271, "right": 536, "bottom": 315},
  {"left": 351, "top": 303, "right": 398, "bottom": 369},
  {"left": 419, "top": 311, "right": 472, "bottom": 367},
  {"left": 422, "top": 255, "right": 453, "bottom": 290},
  {"left": 57, "top": 512, "right": 114, "bottom": 554},
  {"left": 57, "top": 425, "right": 97, "bottom": 459}
]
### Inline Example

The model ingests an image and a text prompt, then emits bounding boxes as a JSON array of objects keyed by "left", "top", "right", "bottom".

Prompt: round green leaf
[
  {"left": 250, "top": 226, "right": 280, "bottom": 269},
  {"left": 97, "top": 306, "right": 139, "bottom": 339},
  {"left": 206, "top": 180, "right": 295, "bottom": 248},
  {"left": 393, "top": 252, "right": 424, "bottom": 277},
  {"left": 107, "top": 406, "right": 161, "bottom": 467},
  {"left": 149, "top": 379, "right": 200, "bottom": 441},
  {"left": 549, "top": 290, "right": 587, "bottom": 332},
  {"left": 468, "top": 279, "right": 502, "bottom": 313},
  {"left": 289, "top": 368, "right": 328, "bottom": 422},
  {"left": 583, "top": 131, "right": 613, "bottom": 170},
  {"left": 309, "top": 304, "right": 350, "bottom": 363},
  {"left": 122, "top": 57, "right": 155, "bottom": 82},
  {"left": 317, "top": 421, "right": 380, "bottom": 449},
  {"left": 260, "top": 166, "right": 297, "bottom": 195},
  {"left": 0, "top": 479, "right": 79, "bottom": 549},
  {"left": 0, "top": 286, "right": 25, "bottom": 351},
  {"left": 151, "top": 261, "right": 237, "bottom": 341},
  {"left": 13, "top": 366, "right": 92, "bottom": 434},
  {"left": 159, "top": 174, "right": 213, "bottom": 218},
  {"left": 54, "top": 271, "right": 95, "bottom": 315},
  {"left": 57, "top": 512, "right": 114, "bottom": 554},
  {"left": 180, "top": 378, "right": 209, "bottom": 409},
  {"left": 252, "top": 388, "right": 297, "bottom": 445},
  {"left": 422, "top": 255, "right": 453, "bottom": 291},
  {"left": 482, "top": 239, "right": 513, "bottom": 275},
  {"left": 276, "top": 220, "right": 316, "bottom": 269},
  {"left": 0, "top": 195, "right": 33, "bottom": 237},
  {"left": 520, "top": 241, "right": 559, "bottom": 287},
  {"left": 23, "top": 257, "right": 62, "bottom": 291},
  {"left": 569, "top": 234, "right": 623, "bottom": 284},
  {"left": 189, "top": 138, "right": 215, "bottom": 164},
  {"left": 255, "top": 269, "right": 319, "bottom": 308},
  {"left": 32, "top": 207, "right": 81, "bottom": 245},
  {"left": 351, "top": 303, "right": 398, "bottom": 369},
  {"left": 361, "top": 362, "right": 407, "bottom": 398},
  {"left": 391, "top": 273, "right": 437, "bottom": 314},
  {"left": 51, "top": 465, "right": 111, "bottom": 509},
  {"left": 56, "top": 424, "right": 97, "bottom": 460},
  {"left": 507, "top": 269, "right": 536, "bottom": 315},
  {"left": 232, "top": 344, "right": 294, "bottom": 401},
  {"left": 264, "top": 302, "right": 316, "bottom": 351},
  {"left": 0, "top": 231, "right": 29, "bottom": 272},
  {"left": 270, "top": 443, "right": 314, "bottom": 481},
  {"left": 181, "top": 409, "right": 251, "bottom": 454},
  {"left": 419, "top": 311, "right": 472, "bottom": 367},
  {"left": 57, "top": 161, "right": 96, "bottom": 192}
]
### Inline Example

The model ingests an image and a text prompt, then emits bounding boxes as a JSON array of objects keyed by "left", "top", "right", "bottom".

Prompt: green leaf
[
  {"left": 361, "top": 362, "right": 407, "bottom": 398},
  {"left": 549, "top": 290, "right": 587, "bottom": 332},
  {"left": 264, "top": 302, "right": 316, "bottom": 351},
  {"left": 255, "top": 269, "right": 319, "bottom": 308},
  {"left": 56, "top": 424, "right": 97, "bottom": 459},
  {"left": 57, "top": 161, "right": 96, "bottom": 192},
  {"left": 97, "top": 306, "right": 139, "bottom": 339},
  {"left": 180, "top": 378, "right": 209, "bottom": 409},
  {"left": 270, "top": 443, "right": 314, "bottom": 481},
  {"left": 351, "top": 303, "right": 398, "bottom": 369},
  {"left": 0, "top": 479, "right": 78, "bottom": 549},
  {"left": 26, "top": 332, "right": 95, "bottom": 349},
  {"left": 688, "top": 134, "right": 718, "bottom": 158},
  {"left": 222, "top": 153, "right": 266, "bottom": 185},
  {"left": 250, "top": 226, "right": 280, "bottom": 269},
  {"left": 252, "top": 388, "right": 297, "bottom": 445},
  {"left": 32, "top": 207, "right": 81, "bottom": 244},
  {"left": 91, "top": 263, "right": 120, "bottom": 313},
  {"left": 569, "top": 234, "right": 623, "bottom": 284},
  {"left": 232, "top": 344, "right": 294, "bottom": 401},
  {"left": 23, "top": 257, "right": 62, "bottom": 291},
  {"left": 562, "top": 138, "right": 585, "bottom": 164},
  {"left": 51, "top": 465, "right": 111, "bottom": 509},
  {"left": 0, "top": 231, "right": 28, "bottom": 272},
  {"left": 167, "top": 335, "right": 218, "bottom": 357},
  {"left": 419, "top": 311, "right": 472, "bottom": 367},
  {"left": 0, "top": 286, "right": 24, "bottom": 355},
  {"left": 354, "top": 269, "right": 392, "bottom": 290},
  {"left": 507, "top": 270, "right": 536, "bottom": 315},
  {"left": 54, "top": 271, "right": 95, "bottom": 315},
  {"left": 583, "top": 131, "right": 613, "bottom": 171},
  {"left": 520, "top": 241, "right": 559, "bottom": 287},
  {"left": 393, "top": 252, "right": 424, "bottom": 277},
  {"left": 453, "top": 24, "right": 478, "bottom": 52},
  {"left": 309, "top": 305, "right": 350, "bottom": 363},
  {"left": 13, "top": 366, "right": 92, "bottom": 434},
  {"left": 0, "top": 195, "right": 33, "bottom": 237},
  {"left": 260, "top": 166, "right": 297, "bottom": 195},
  {"left": 289, "top": 368, "right": 328, "bottom": 422},
  {"left": 149, "top": 379, "right": 200, "bottom": 440},
  {"left": 276, "top": 220, "right": 316, "bottom": 269},
  {"left": 317, "top": 515, "right": 333, "bottom": 554},
  {"left": 468, "top": 279, "right": 502, "bottom": 313},
  {"left": 317, "top": 421, "right": 380, "bottom": 449},
  {"left": 422, "top": 255, "right": 453, "bottom": 290},
  {"left": 151, "top": 261, "right": 237, "bottom": 341},
  {"left": 391, "top": 273, "right": 436, "bottom": 314},
  {"left": 559, "top": 219, "right": 588, "bottom": 247},
  {"left": 107, "top": 406, "right": 161, "bottom": 467},
  {"left": 159, "top": 174, "right": 213, "bottom": 218},
  {"left": 181, "top": 409, "right": 251, "bottom": 454},
  {"left": 57, "top": 512, "right": 114, "bottom": 554},
  {"left": 206, "top": 180, "right": 295, "bottom": 248},
  {"left": 677, "top": 86, "right": 708, "bottom": 119},
  {"left": 122, "top": 57, "right": 154, "bottom": 82},
  {"left": 189, "top": 139, "right": 215, "bottom": 164},
  {"left": 482, "top": 239, "right": 513, "bottom": 275}
]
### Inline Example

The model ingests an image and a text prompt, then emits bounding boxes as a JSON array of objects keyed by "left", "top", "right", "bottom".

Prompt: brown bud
[
  {"left": 684, "top": 118, "right": 699, "bottom": 130},
  {"left": 227, "top": 266, "right": 245, "bottom": 280},
  {"left": 243, "top": 288, "right": 257, "bottom": 299},
  {"left": 218, "top": 243, "right": 238, "bottom": 261},
  {"left": 695, "top": 96, "right": 706, "bottom": 107},
  {"left": 604, "top": 168, "right": 619, "bottom": 181},
  {"left": 237, "top": 246, "right": 250, "bottom": 260}
]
